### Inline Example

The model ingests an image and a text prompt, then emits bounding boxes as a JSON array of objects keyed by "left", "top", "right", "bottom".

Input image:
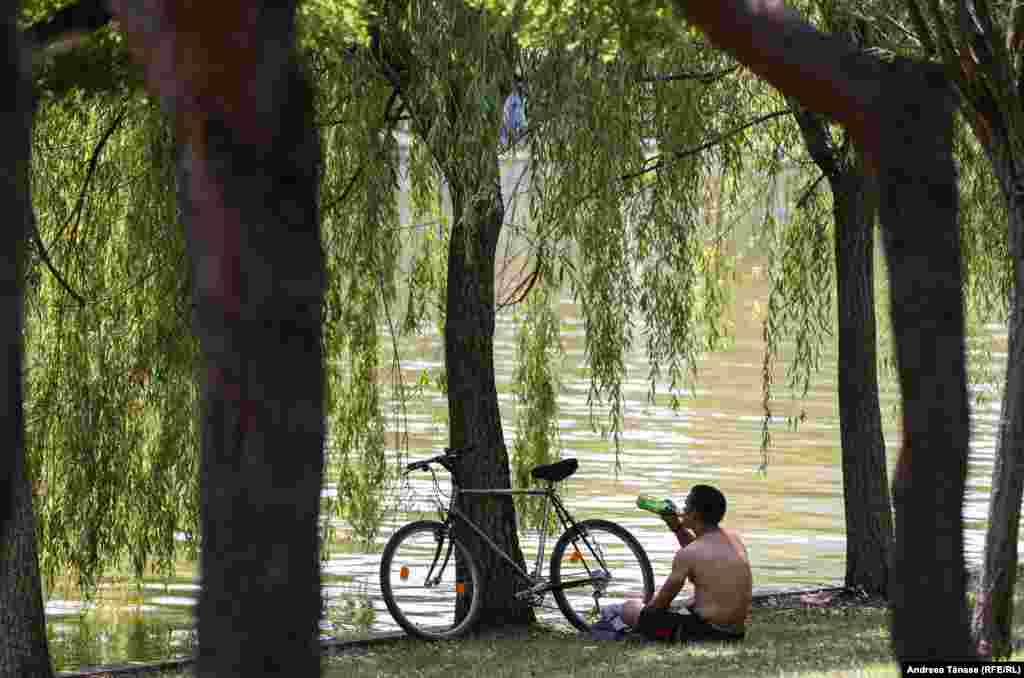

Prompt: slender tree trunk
[
  {"left": 791, "top": 106, "right": 893, "bottom": 598},
  {"left": 113, "top": 3, "right": 325, "bottom": 675},
  {"left": 832, "top": 169, "right": 892, "bottom": 598},
  {"left": 0, "top": 12, "right": 54, "bottom": 678},
  {"left": 672, "top": 1, "right": 974, "bottom": 659},
  {"left": 973, "top": 189, "right": 1024, "bottom": 659},
  {"left": 447, "top": 176, "right": 534, "bottom": 630}
]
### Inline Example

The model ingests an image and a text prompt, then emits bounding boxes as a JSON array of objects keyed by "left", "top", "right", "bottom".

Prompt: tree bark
[
  {"left": 878, "top": 59, "right": 973, "bottom": 661},
  {"left": 184, "top": 66, "right": 323, "bottom": 678},
  {"left": 112, "top": 3, "right": 325, "bottom": 676},
  {"left": 0, "top": 11, "right": 54, "bottom": 677},
  {"left": 672, "top": 1, "right": 974, "bottom": 660},
  {"left": 972, "top": 180, "right": 1024, "bottom": 659},
  {"left": 0, "top": 450, "right": 53, "bottom": 678},
  {"left": 791, "top": 106, "right": 893, "bottom": 598},
  {"left": 0, "top": 0, "right": 30, "bottom": 550},
  {"left": 959, "top": 43, "right": 1024, "bottom": 654},
  {"left": 831, "top": 167, "right": 892, "bottom": 598},
  {"left": 446, "top": 176, "right": 535, "bottom": 630}
]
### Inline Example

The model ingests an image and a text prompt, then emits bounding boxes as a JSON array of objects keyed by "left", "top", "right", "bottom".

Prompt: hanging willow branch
[
  {"left": 54, "top": 103, "right": 131, "bottom": 243},
  {"left": 31, "top": 102, "right": 132, "bottom": 307},
  {"left": 322, "top": 89, "right": 403, "bottom": 217},
  {"left": 620, "top": 108, "right": 792, "bottom": 182},
  {"left": 29, "top": 211, "right": 85, "bottom": 307},
  {"left": 638, "top": 65, "right": 739, "bottom": 84}
]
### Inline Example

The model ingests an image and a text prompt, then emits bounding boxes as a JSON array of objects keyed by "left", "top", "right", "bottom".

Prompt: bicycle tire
[
  {"left": 549, "top": 518, "right": 655, "bottom": 632},
  {"left": 380, "top": 520, "right": 483, "bottom": 640}
]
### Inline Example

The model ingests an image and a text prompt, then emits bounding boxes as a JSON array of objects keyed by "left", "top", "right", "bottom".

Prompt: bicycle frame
[{"left": 427, "top": 475, "right": 608, "bottom": 597}]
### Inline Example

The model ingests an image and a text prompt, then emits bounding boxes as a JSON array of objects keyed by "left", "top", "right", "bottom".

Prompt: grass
[
  {"left": 67, "top": 589, "right": 1024, "bottom": 677},
  {"left": 321, "top": 606, "right": 903, "bottom": 678}
]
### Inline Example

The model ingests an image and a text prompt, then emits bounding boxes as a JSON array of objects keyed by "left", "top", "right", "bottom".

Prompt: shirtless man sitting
[{"left": 621, "top": 484, "right": 752, "bottom": 642}]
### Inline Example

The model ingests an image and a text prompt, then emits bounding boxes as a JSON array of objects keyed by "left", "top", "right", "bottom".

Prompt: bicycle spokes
[
  {"left": 550, "top": 519, "right": 655, "bottom": 632},
  {"left": 381, "top": 522, "right": 482, "bottom": 640}
]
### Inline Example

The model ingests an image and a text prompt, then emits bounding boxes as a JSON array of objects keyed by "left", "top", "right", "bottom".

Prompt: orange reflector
[
  {"left": 456, "top": 582, "right": 466, "bottom": 594},
  {"left": 399, "top": 566, "right": 410, "bottom": 580},
  {"left": 570, "top": 548, "right": 583, "bottom": 562}
]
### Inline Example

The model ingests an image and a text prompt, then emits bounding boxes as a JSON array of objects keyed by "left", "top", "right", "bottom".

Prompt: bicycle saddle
[{"left": 531, "top": 458, "right": 578, "bottom": 482}]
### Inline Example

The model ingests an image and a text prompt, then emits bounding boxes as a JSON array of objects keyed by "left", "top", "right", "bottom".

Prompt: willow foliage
[
  {"left": 524, "top": 38, "right": 763, "bottom": 458},
  {"left": 25, "top": 92, "right": 198, "bottom": 594},
  {"left": 757, "top": 116, "right": 837, "bottom": 467},
  {"left": 314, "top": 40, "right": 403, "bottom": 549},
  {"left": 510, "top": 280, "right": 562, "bottom": 525}
]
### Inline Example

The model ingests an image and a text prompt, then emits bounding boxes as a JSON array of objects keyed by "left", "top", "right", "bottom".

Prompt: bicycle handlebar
[{"left": 404, "top": 445, "right": 475, "bottom": 473}]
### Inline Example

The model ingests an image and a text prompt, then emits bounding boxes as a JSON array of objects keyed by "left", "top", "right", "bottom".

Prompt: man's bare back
[{"left": 683, "top": 527, "right": 752, "bottom": 626}]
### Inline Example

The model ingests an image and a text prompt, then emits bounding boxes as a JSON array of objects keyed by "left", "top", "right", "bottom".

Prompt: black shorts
[{"left": 636, "top": 606, "right": 745, "bottom": 643}]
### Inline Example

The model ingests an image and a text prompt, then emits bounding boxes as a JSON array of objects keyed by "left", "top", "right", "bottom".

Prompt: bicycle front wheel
[
  {"left": 379, "top": 520, "right": 483, "bottom": 640},
  {"left": 549, "top": 518, "right": 654, "bottom": 632}
]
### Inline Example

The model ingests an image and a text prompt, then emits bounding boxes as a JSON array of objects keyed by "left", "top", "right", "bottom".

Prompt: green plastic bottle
[{"left": 636, "top": 494, "right": 679, "bottom": 515}]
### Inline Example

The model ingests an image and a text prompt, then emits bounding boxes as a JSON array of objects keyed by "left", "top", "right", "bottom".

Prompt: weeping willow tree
[
  {"left": 25, "top": 92, "right": 198, "bottom": 593},
  {"left": 307, "top": 0, "right": 773, "bottom": 628}
]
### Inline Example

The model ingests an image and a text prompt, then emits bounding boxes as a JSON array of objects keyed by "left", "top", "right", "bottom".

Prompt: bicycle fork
[{"left": 424, "top": 526, "right": 455, "bottom": 588}]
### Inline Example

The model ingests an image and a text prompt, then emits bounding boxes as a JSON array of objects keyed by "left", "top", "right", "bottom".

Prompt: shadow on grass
[{"left": 323, "top": 606, "right": 900, "bottom": 678}]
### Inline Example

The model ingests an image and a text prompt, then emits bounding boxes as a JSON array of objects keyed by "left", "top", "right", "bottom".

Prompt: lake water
[{"left": 42, "top": 259, "right": 1009, "bottom": 671}]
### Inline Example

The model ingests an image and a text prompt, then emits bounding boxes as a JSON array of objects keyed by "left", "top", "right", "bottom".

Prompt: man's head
[{"left": 683, "top": 485, "right": 726, "bottom": 527}]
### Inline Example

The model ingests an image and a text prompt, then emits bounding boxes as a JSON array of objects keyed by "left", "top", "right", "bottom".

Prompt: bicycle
[{"left": 379, "top": 445, "right": 655, "bottom": 640}]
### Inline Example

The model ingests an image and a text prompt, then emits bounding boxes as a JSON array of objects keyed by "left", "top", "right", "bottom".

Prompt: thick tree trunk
[
  {"left": 973, "top": 193, "right": 1024, "bottom": 659},
  {"left": 184, "top": 71, "right": 324, "bottom": 678},
  {"left": 879, "top": 59, "right": 973, "bottom": 661},
  {"left": 447, "top": 178, "right": 534, "bottom": 630},
  {"left": 0, "top": 13, "right": 54, "bottom": 678},
  {"left": 0, "top": 453, "right": 53, "bottom": 678},
  {"left": 0, "top": 0, "right": 30, "bottom": 551},
  {"left": 791, "top": 106, "right": 893, "bottom": 598},
  {"left": 832, "top": 170, "right": 893, "bottom": 598},
  {"left": 113, "top": 3, "right": 324, "bottom": 675}
]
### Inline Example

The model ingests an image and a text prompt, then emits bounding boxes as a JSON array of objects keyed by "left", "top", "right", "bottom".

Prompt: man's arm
[
  {"left": 663, "top": 513, "right": 695, "bottom": 549},
  {"left": 647, "top": 548, "right": 691, "bottom": 610}
]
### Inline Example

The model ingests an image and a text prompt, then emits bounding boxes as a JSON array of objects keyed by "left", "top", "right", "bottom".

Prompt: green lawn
[
  {"left": 82, "top": 595, "right": 1024, "bottom": 677},
  {"left": 322, "top": 605, "right": 902, "bottom": 678}
]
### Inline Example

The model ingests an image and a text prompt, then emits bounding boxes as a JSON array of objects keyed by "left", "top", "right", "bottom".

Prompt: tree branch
[
  {"left": 29, "top": 210, "right": 86, "bottom": 307},
  {"left": 322, "top": 89, "right": 402, "bottom": 218},
  {"left": 789, "top": 102, "right": 841, "bottom": 179},
  {"left": 906, "top": 0, "right": 938, "bottom": 56},
  {"left": 922, "top": 0, "right": 961, "bottom": 61},
  {"left": 24, "top": 0, "right": 112, "bottom": 50},
  {"left": 796, "top": 171, "right": 828, "bottom": 210},
  {"left": 620, "top": 109, "right": 793, "bottom": 182},
  {"left": 55, "top": 103, "right": 131, "bottom": 243},
  {"left": 496, "top": 258, "right": 541, "bottom": 310},
  {"left": 638, "top": 66, "right": 739, "bottom": 84}
]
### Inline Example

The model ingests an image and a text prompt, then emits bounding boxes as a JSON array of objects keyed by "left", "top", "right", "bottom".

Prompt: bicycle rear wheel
[
  {"left": 379, "top": 520, "right": 482, "bottom": 640},
  {"left": 549, "top": 518, "right": 654, "bottom": 632}
]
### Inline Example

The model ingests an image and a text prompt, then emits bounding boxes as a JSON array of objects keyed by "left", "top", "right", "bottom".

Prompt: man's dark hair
[{"left": 686, "top": 485, "right": 726, "bottom": 526}]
